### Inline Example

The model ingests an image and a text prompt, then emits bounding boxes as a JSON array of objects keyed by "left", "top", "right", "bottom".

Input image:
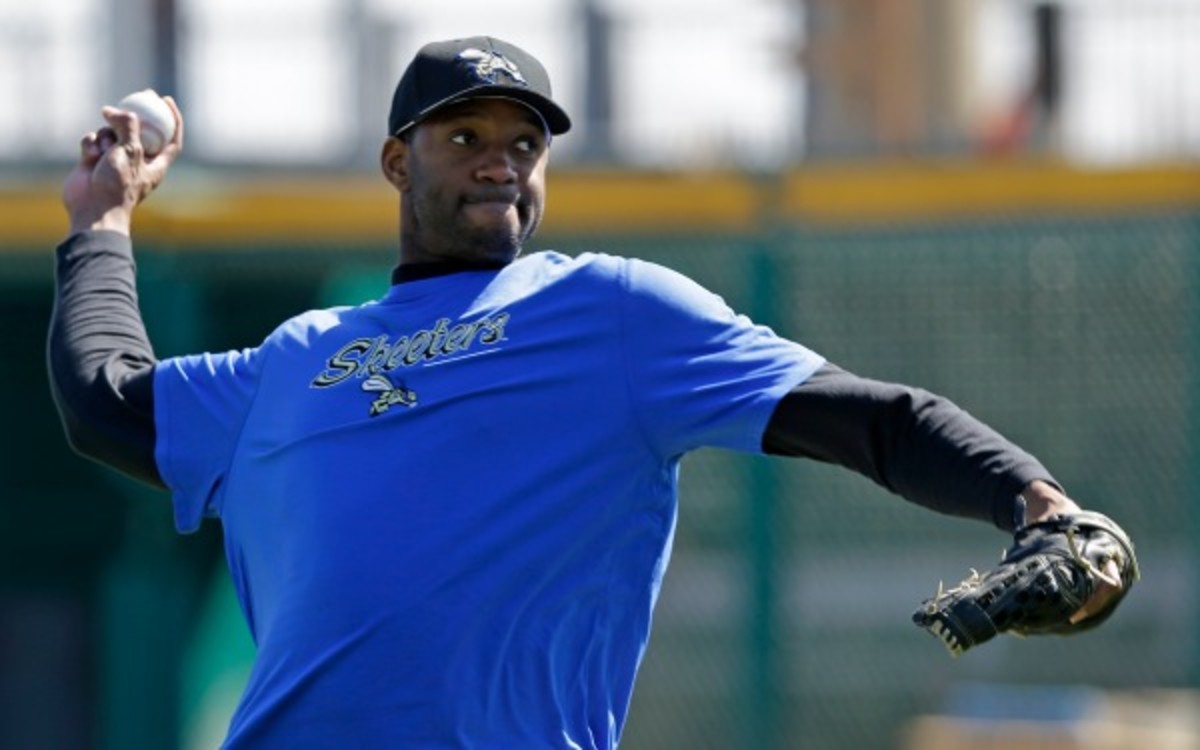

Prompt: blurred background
[{"left": 1, "top": 0, "right": 1198, "bottom": 748}]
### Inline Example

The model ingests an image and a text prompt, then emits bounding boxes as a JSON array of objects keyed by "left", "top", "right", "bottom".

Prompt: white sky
[
  {"left": 171, "top": 0, "right": 803, "bottom": 166},
  {"left": 972, "top": 0, "right": 1200, "bottom": 164},
  {"left": 0, "top": 0, "right": 1197, "bottom": 167}
]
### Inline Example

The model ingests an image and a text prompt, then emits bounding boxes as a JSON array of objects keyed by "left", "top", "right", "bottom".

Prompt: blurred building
[{"left": 1, "top": 0, "right": 1198, "bottom": 169}]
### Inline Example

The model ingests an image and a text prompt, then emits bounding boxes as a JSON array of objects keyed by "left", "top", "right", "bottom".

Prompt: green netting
[
  {"left": 2, "top": 210, "right": 1195, "bottom": 749},
  {"left": 556, "top": 213, "right": 1199, "bottom": 749}
]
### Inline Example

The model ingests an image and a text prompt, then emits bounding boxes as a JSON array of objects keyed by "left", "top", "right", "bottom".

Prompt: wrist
[
  {"left": 68, "top": 208, "right": 132, "bottom": 237},
  {"left": 1020, "top": 479, "right": 1081, "bottom": 525}
]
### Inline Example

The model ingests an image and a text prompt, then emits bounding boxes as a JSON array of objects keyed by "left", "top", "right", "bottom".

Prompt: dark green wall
[{"left": 2, "top": 210, "right": 1195, "bottom": 749}]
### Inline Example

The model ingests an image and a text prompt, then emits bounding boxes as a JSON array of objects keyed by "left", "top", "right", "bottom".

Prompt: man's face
[{"left": 389, "top": 98, "right": 550, "bottom": 265}]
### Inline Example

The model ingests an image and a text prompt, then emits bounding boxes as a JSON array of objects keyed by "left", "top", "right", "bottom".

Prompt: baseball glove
[{"left": 912, "top": 510, "right": 1139, "bottom": 657}]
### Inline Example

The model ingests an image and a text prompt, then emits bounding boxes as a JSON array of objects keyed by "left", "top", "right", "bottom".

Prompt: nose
[{"left": 474, "top": 146, "right": 517, "bottom": 184}]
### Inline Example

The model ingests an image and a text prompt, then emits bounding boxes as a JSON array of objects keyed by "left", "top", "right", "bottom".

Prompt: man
[{"left": 50, "top": 36, "right": 1126, "bottom": 749}]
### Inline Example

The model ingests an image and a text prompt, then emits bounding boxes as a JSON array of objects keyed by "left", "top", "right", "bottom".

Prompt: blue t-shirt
[{"left": 154, "top": 252, "right": 824, "bottom": 749}]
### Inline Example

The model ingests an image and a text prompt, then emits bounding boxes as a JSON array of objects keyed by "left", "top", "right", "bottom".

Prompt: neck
[{"left": 391, "top": 259, "right": 508, "bottom": 285}]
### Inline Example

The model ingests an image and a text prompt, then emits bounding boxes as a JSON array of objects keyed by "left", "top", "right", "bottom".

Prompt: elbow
[
  {"left": 50, "top": 378, "right": 167, "bottom": 490},
  {"left": 58, "top": 408, "right": 106, "bottom": 464},
  {"left": 59, "top": 410, "right": 91, "bottom": 458},
  {"left": 63, "top": 416, "right": 167, "bottom": 490},
  {"left": 49, "top": 369, "right": 92, "bottom": 455}
]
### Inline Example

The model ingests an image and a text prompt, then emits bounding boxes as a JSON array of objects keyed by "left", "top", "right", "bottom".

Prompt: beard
[{"left": 406, "top": 181, "right": 541, "bottom": 265}]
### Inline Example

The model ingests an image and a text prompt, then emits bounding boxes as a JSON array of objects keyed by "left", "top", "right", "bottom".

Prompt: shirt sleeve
[
  {"left": 619, "top": 258, "right": 825, "bottom": 458},
  {"left": 154, "top": 347, "right": 264, "bottom": 533},
  {"left": 763, "top": 363, "right": 1058, "bottom": 531},
  {"left": 48, "top": 231, "right": 162, "bottom": 486}
]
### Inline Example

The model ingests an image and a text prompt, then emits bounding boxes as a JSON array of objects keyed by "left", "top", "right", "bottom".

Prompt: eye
[
  {"left": 449, "top": 130, "right": 477, "bottom": 146},
  {"left": 514, "top": 135, "right": 543, "bottom": 155}
]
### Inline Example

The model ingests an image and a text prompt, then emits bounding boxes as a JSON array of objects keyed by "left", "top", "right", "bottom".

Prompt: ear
[{"left": 381, "top": 136, "right": 410, "bottom": 191}]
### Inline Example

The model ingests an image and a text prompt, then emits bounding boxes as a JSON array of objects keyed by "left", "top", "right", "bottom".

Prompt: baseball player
[{"left": 49, "top": 36, "right": 1133, "bottom": 749}]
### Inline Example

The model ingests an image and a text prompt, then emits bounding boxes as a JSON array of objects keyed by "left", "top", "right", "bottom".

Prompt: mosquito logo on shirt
[
  {"left": 362, "top": 375, "right": 418, "bottom": 416},
  {"left": 456, "top": 48, "right": 527, "bottom": 86}
]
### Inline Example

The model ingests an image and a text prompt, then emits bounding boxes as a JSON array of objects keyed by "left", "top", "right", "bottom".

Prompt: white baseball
[{"left": 116, "top": 89, "right": 175, "bottom": 156}]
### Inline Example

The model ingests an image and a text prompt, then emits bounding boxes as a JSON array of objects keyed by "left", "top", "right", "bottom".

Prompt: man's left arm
[
  {"left": 762, "top": 362, "right": 1129, "bottom": 636},
  {"left": 762, "top": 362, "right": 1077, "bottom": 530}
]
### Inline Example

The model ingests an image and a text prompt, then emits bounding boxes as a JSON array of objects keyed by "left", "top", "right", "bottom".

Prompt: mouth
[
  {"left": 461, "top": 191, "right": 523, "bottom": 224},
  {"left": 463, "top": 190, "right": 520, "bottom": 207}
]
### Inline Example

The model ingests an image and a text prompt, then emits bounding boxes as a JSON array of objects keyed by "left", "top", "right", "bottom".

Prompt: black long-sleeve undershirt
[
  {"left": 48, "top": 230, "right": 1056, "bottom": 529},
  {"left": 48, "top": 230, "right": 163, "bottom": 487},
  {"left": 762, "top": 365, "right": 1053, "bottom": 531}
]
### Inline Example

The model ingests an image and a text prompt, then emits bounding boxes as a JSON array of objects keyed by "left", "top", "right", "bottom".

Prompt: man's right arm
[{"left": 49, "top": 95, "right": 184, "bottom": 488}]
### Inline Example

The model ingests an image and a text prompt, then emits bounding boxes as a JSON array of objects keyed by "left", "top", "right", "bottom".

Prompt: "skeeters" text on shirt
[{"left": 310, "top": 314, "right": 509, "bottom": 388}]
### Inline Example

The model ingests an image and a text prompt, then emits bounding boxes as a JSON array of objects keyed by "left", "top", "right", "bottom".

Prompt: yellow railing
[{"left": 4, "top": 162, "right": 1197, "bottom": 250}]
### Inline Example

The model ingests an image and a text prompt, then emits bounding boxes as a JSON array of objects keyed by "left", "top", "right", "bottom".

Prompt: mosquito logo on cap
[{"left": 456, "top": 48, "right": 527, "bottom": 86}]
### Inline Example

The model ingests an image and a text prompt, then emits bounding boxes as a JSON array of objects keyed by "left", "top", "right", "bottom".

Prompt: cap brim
[{"left": 395, "top": 83, "right": 571, "bottom": 136}]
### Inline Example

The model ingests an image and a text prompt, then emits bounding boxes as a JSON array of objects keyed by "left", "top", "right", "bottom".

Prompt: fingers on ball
[{"left": 101, "top": 106, "right": 145, "bottom": 152}]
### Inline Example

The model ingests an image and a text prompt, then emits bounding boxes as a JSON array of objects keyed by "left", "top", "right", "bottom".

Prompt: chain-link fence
[
  {"left": 555, "top": 212, "right": 1199, "bottom": 748},
  {"left": 1, "top": 208, "right": 1195, "bottom": 749}
]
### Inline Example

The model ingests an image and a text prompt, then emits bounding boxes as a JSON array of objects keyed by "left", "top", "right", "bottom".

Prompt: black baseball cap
[{"left": 388, "top": 36, "right": 572, "bottom": 137}]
